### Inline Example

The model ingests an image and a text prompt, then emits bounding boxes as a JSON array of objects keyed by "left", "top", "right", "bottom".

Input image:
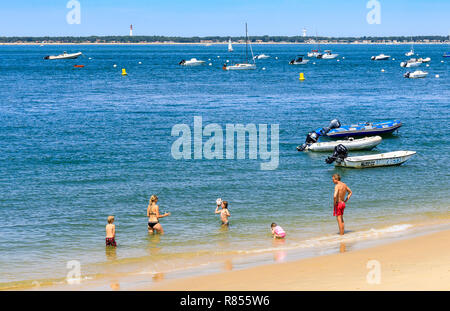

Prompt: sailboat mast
[{"left": 245, "top": 22, "right": 248, "bottom": 63}]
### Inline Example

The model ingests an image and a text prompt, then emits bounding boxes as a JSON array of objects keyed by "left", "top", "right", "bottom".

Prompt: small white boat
[
  {"left": 404, "top": 70, "right": 428, "bottom": 79},
  {"left": 44, "top": 51, "right": 82, "bottom": 60},
  {"left": 179, "top": 58, "right": 205, "bottom": 66},
  {"left": 289, "top": 55, "right": 309, "bottom": 65},
  {"left": 228, "top": 38, "right": 233, "bottom": 52},
  {"left": 304, "top": 136, "right": 382, "bottom": 152},
  {"left": 254, "top": 54, "right": 270, "bottom": 60},
  {"left": 307, "top": 50, "right": 322, "bottom": 58},
  {"left": 417, "top": 57, "right": 431, "bottom": 63},
  {"left": 320, "top": 50, "right": 339, "bottom": 59},
  {"left": 335, "top": 151, "right": 416, "bottom": 168},
  {"left": 224, "top": 63, "right": 256, "bottom": 70},
  {"left": 400, "top": 58, "right": 422, "bottom": 68},
  {"left": 405, "top": 50, "right": 414, "bottom": 56},
  {"left": 371, "top": 54, "right": 390, "bottom": 61}
]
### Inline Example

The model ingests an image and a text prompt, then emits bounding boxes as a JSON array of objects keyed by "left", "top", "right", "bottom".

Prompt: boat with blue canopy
[{"left": 326, "top": 120, "right": 402, "bottom": 138}]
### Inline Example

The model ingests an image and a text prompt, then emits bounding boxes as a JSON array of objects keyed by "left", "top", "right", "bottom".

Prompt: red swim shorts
[
  {"left": 106, "top": 237, "right": 117, "bottom": 247},
  {"left": 333, "top": 202, "right": 346, "bottom": 216}
]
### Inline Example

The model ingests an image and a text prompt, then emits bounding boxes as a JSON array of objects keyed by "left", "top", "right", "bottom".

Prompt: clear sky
[{"left": 0, "top": 0, "right": 449, "bottom": 37}]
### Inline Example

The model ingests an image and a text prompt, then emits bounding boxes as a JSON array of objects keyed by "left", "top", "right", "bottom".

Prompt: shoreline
[
  {"left": 142, "top": 227, "right": 450, "bottom": 291},
  {"left": 13, "top": 215, "right": 449, "bottom": 291},
  {"left": 1, "top": 42, "right": 449, "bottom": 46}
]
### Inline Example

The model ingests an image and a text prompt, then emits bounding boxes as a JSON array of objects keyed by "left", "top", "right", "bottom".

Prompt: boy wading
[{"left": 332, "top": 174, "right": 352, "bottom": 235}]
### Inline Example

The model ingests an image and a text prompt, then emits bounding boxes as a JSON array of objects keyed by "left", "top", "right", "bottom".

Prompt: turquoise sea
[{"left": 0, "top": 44, "right": 449, "bottom": 289}]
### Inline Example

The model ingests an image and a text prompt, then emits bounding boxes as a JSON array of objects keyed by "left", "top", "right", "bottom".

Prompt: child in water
[
  {"left": 106, "top": 216, "right": 117, "bottom": 247},
  {"left": 215, "top": 198, "right": 230, "bottom": 226},
  {"left": 271, "top": 223, "right": 286, "bottom": 239}
]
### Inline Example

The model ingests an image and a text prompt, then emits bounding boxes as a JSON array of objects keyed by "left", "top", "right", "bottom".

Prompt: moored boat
[
  {"left": 289, "top": 55, "right": 309, "bottom": 65},
  {"left": 404, "top": 70, "right": 428, "bottom": 79},
  {"left": 371, "top": 54, "right": 390, "bottom": 60},
  {"left": 321, "top": 50, "right": 339, "bottom": 59},
  {"left": 224, "top": 23, "right": 256, "bottom": 71},
  {"left": 44, "top": 51, "right": 82, "bottom": 60},
  {"left": 254, "top": 54, "right": 270, "bottom": 60},
  {"left": 325, "top": 145, "right": 416, "bottom": 168},
  {"left": 179, "top": 58, "right": 206, "bottom": 66},
  {"left": 400, "top": 58, "right": 422, "bottom": 68},
  {"left": 326, "top": 120, "right": 402, "bottom": 138},
  {"left": 302, "top": 136, "right": 382, "bottom": 152}
]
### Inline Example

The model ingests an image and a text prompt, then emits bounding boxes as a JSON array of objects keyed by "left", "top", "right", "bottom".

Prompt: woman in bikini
[{"left": 147, "top": 195, "right": 170, "bottom": 234}]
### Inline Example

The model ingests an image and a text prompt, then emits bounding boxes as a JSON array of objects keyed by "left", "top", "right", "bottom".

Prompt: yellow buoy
[
  {"left": 122, "top": 68, "right": 127, "bottom": 76},
  {"left": 299, "top": 72, "right": 305, "bottom": 81}
]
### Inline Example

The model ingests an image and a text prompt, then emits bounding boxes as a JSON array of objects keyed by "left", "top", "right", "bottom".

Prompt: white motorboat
[
  {"left": 179, "top": 58, "right": 206, "bottom": 66},
  {"left": 289, "top": 55, "right": 309, "bottom": 65},
  {"left": 44, "top": 51, "right": 82, "bottom": 60},
  {"left": 224, "top": 63, "right": 257, "bottom": 70},
  {"left": 307, "top": 50, "right": 322, "bottom": 58},
  {"left": 404, "top": 70, "right": 428, "bottom": 79},
  {"left": 371, "top": 54, "right": 390, "bottom": 61},
  {"left": 334, "top": 151, "right": 416, "bottom": 168},
  {"left": 405, "top": 50, "right": 414, "bottom": 56},
  {"left": 228, "top": 38, "right": 233, "bottom": 52},
  {"left": 304, "top": 136, "right": 382, "bottom": 152},
  {"left": 417, "top": 57, "right": 431, "bottom": 63},
  {"left": 254, "top": 54, "right": 270, "bottom": 60},
  {"left": 224, "top": 23, "right": 256, "bottom": 71},
  {"left": 400, "top": 58, "right": 422, "bottom": 68},
  {"left": 320, "top": 50, "right": 339, "bottom": 59}
]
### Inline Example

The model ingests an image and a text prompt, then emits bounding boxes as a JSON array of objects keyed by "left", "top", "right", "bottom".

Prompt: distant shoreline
[{"left": 1, "top": 42, "right": 449, "bottom": 46}]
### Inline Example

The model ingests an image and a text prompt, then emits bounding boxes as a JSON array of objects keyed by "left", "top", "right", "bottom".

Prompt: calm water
[{"left": 0, "top": 44, "right": 449, "bottom": 287}]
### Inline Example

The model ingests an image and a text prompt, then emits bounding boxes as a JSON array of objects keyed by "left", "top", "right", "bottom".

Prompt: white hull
[
  {"left": 290, "top": 59, "right": 309, "bottom": 65},
  {"left": 225, "top": 63, "right": 256, "bottom": 70},
  {"left": 405, "top": 51, "right": 414, "bottom": 56},
  {"left": 180, "top": 58, "right": 205, "bottom": 66},
  {"left": 401, "top": 61, "right": 421, "bottom": 68},
  {"left": 335, "top": 151, "right": 416, "bottom": 168},
  {"left": 254, "top": 54, "right": 270, "bottom": 59},
  {"left": 307, "top": 52, "right": 321, "bottom": 58},
  {"left": 404, "top": 70, "right": 428, "bottom": 79},
  {"left": 371, "top": 54, "right": 390, "bottom": 60},
  {"left": 44, "top": 52, "right": 82, "bottom": 60},
  {"left": 305, "top": 136, "right": 382, "bottom": 152},
  {"left": 321, "top": 53, "right": 338, "bottom": 59}
]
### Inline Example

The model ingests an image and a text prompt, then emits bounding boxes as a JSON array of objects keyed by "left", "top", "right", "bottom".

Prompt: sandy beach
[{"left": 143, "top": 229, "right": 450, "bottom": 291}]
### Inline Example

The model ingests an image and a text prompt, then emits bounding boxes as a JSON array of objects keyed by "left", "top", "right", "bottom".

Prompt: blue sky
[{"left": 0, "top": 0, "right": 449, "bottom": 37}]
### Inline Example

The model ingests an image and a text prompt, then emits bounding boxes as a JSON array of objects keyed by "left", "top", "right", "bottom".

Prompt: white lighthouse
[
  {"left": 302, "top": 28, "right": 307, "bottom": 37},
  {"left": 129, "top": 24, "right": 133, "bottom": 36}
]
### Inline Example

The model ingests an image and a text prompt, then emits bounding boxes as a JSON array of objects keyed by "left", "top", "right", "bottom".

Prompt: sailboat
[
  {"left": 405, "top": 38, "right": 415, "bottom": 56},
  {"left": 308, "top": 31, "right": 322, "bottom": 58},
  {"left": 223, "top": 23, "right": 256, "bottom": 70},
  {"left": 228, "top": 38, "right": 233, "bottom": 52}
]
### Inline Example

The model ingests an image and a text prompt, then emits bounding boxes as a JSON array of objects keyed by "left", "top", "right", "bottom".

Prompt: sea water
[{"left": 0, "top": 44, "right": 449, "bottom": 288}]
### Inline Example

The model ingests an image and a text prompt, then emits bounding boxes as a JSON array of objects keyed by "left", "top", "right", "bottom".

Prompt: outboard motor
[
  {"left": 325, "top": 144, "right": 348, "bottom": 164},
  {"left": 371, "top": 56, "right": 375, "bottom": 60},
  {"left": 319, "top": 119, "right": 341, "bottom": 136},
  {"left": 44, "top": 56, "right": 50, "bottom": 60},
  {"left": 403, "top": 72, "right": 410, "bottom": 78},
  {"left": 297, "top": 119, "right": 341, "bottom": 151},
  {"left": 179, "top": 60, "right": 186, "bottom": 65}
]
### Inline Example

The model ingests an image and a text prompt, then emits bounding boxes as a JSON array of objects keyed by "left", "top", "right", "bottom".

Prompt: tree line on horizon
[{"left": 0, "top": 35, "right": 448, "bottom": 43}]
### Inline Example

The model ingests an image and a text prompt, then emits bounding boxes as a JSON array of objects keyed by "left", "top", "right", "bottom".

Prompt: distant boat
[
  {"left": 289, "top": 55, "right": 309, "bottom": 65},
  {"left": 307, "top": 49, "right": 322, "bottom": 58},
  {"left": 228, "top": 38, "right": 233, "bottom": 52},
  {"left": 254, "top": 54, "right": 270, "bottom": 60},
  {"left": 400, "top": 58, "right": 422, "bottom": 68},
  {"left": 371, "top": 54, "right": 390, "bottom": 60},
  {"left": 417, "top": 57, "right": 431, "bottom": 63},
  {"left": 223, "top": 23, "right": 256, "bottom": 71},
  {"left": 326, "top": 120, "right": 402, "bottom": 138},
  {"left": 179, "top": 58, "right": 206, "bottom": 66},
  {"left": 405, "top": 38, "right": 415, "bottom": 56},
  {"left": 44, "top": 51, "right": 82, "bottom": 60},
  {"left": 321, "top": 50, "right": 339, "bottom": 59},
  {"left": 404, "top": 70, "right": 428, "bottom": 79},
  {"left": 443, "top": 52, "right": 450, "bottom": 58}
]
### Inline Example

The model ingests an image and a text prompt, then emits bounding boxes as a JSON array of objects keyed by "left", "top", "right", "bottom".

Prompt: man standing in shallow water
[{"left": 332, "top": 174, "right": 352, "bottom": 235}]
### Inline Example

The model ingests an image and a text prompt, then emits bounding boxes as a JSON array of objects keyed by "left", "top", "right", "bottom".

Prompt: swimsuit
[
  {"left": 105, "top": 237, "right": 117, "bottom": 247},
  {"left": 273, "top": 226, "right": 286, "bottom": 238},
  {"left": 333, "top": 201, "right": 346, "bottom": 216},
  {"left": 148, "top": 221, "right": 159, "bottom": 229}
]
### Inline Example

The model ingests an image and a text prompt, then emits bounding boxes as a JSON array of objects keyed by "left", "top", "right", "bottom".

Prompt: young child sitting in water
[
  {"left": 271, "top": 223, "right": 286, "bottom": 239},
  {"left": 105, "top": 216, "right": 117, "bottom": 247},
  {"left": 215, "top": 199, "right": 230, "bottom": 226}
]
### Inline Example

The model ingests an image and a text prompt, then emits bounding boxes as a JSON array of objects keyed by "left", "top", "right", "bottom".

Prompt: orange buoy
[{"left": 74, "top": 65, "right": 85, "bottom": 68}]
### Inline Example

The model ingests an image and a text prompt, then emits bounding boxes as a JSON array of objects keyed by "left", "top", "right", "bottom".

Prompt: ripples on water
[{"left": 0, "top": 44, "right": 449, "bottom": 286}]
